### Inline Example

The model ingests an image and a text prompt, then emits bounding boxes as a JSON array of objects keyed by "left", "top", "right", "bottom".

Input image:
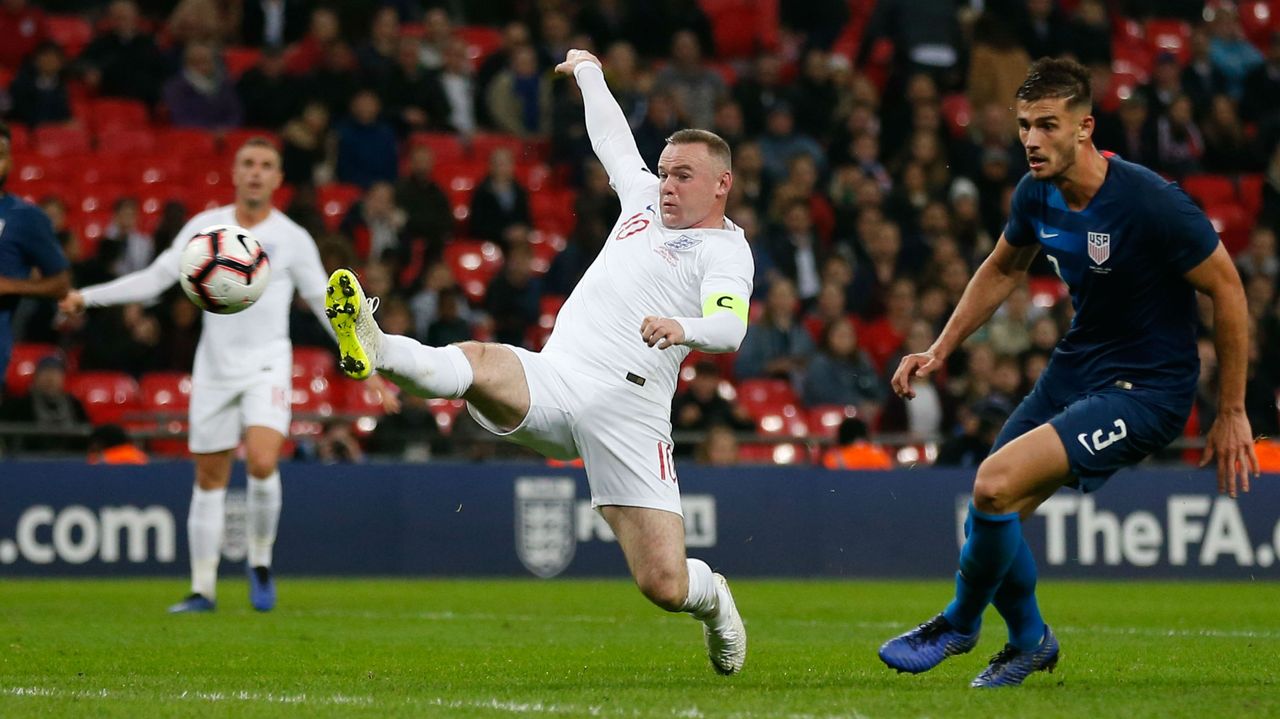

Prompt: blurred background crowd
[{"left": 1, "top": 0, "right": 1278, "bottom": 468}]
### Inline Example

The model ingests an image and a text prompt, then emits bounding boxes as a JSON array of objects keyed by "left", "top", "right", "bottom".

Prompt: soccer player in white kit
[
  {"left": 61, "top": 138, "right": 395, "bottom": 613},
  {"left": 325, "top": 49, "right": 753, "bottom": 674}
]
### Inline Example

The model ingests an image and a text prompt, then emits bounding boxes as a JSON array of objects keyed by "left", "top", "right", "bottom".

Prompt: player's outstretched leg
[
  {"left": 698, "top": 565, "right": 748, "bottom": 675},
  {"left": 325, "top": 269, "right": 473, "bottom": 398},
  {"left": 878, "top": 613, "right": 980, "bottom": 673},
  {"left": 170, "top": 482, "right": 224, "bottom": 614},
  {"left": 971, "top": 626, "right": 1059, "bottom": 687}
]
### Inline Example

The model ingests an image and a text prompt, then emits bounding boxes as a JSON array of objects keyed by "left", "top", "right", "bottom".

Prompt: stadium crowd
[{"left": 1, "top": 0, "right": 1279, "bottom": 467}]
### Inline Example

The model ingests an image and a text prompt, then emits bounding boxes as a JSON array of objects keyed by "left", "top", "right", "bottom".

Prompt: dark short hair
[
  {"left": 1015, "top": 57, "right": 1092, "bottom": 111},
  {"left": 0, "top": 121, "right": 10, "bottom": 144},
  {"left": 666, "top": 128, "right": 732, "bottom": 170},
  {"left": 837, "top": 417, "right": 869, "bottom": 444}
]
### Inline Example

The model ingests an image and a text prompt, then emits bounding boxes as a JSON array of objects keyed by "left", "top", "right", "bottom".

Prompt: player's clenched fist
[
  {"left": 555, "top": 49, "right": 602, "bottom": 76},
  {"left": 640, "top": 316, "right": 686, "bottom": 350},
  {"left": 891, "top": 350, "right": 944, "bottom": 399},
  {"left": 58, "top": 289, "right": 86, "bottom": 315}
]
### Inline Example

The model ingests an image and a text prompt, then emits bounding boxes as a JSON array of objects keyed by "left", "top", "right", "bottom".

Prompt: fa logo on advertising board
[
  {"left": 514, "top": 478, "right": 577, "bottom": 578},
  {"left": 1087, "top": 231, "right": 1110, "bottom": 265}
]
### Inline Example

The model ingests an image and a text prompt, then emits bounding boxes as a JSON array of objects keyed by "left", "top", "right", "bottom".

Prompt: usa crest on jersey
[{"left": 1087, "top": 231, "right": 1111, "bottom": 265}]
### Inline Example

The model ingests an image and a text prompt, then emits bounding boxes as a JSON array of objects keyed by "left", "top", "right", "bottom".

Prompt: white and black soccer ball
[{"left": 178, "top": 224, "right": 271, "bottom": 314}]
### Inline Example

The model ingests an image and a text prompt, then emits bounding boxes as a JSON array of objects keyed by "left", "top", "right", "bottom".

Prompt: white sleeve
[
  {"left": 81, "top": 242, "right": 182, "bottom": 308},
  {"left": 574, "top": 62, "right": 655, "bottom": 202},
  {"left": 290, "top": 230, "right": 338, "bottom": 342},
  {"left": 676, "top": 311, "right": 747, "bottom": 353}
]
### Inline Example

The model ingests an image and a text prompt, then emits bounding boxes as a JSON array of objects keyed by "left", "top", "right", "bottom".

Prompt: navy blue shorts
[{"left": 990, "top": 379, "right": 1191, "bottom": 493}]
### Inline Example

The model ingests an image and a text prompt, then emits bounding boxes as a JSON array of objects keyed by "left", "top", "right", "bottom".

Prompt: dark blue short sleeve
[
  {"left": 19, "top": 207, "right": 69, "bottom": 276},
  {"left": 1003, "top": 173, "right": 1039, "bottom": 247},
  {"left": 1157, "top": 185, "right": 1220, "bottom": 275}
]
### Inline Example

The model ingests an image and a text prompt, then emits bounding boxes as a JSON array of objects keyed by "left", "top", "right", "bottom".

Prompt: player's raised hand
[
  {"left": 891, "top": 350, "right": 944, "bottom": 399},
  {"left": 640, "top": 316, "right": 685, "bottom": 350},
  {"left": 555, "top": 49, "right": 601, "bottom": 76},
  {"left": 1200, "top": 410, "right": 1258, "bottom": 499},
  {"left": 58, "top": 289, "right": 86, "bottom": 315}
]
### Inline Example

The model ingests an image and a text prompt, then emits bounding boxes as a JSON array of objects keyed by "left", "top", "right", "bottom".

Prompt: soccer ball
[{"left": 178, "top": 224, "right": 271, "bottom": 314}]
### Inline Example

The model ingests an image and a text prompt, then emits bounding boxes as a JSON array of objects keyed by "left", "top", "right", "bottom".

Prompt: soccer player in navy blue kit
[
  {"left": 0, "top": 122, "right": 71, "bottom": 394},
  {"left": 878, "top": 59, "right": 1258, "bottom": 687}
]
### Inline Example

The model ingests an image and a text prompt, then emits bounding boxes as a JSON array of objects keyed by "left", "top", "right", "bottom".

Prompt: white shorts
[
  {"left": 187, "top": 366, "right": 292, "bottom": 454},
  {"left": 467, "top": 347, "right": 682, "bottom": 515}
]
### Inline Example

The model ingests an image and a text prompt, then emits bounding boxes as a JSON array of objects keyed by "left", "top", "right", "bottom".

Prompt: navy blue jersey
[
  {"left": 1004, "top": 155, "right": 1219, "bottom": 397},
  {"left": 0, "top": 193, "right": 68, "bottom": 384}
]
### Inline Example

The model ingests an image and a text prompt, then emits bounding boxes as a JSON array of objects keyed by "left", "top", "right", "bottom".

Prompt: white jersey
[
  {"left": 542, "top": 63, "right": 754, "bottom": 407},
  {"left": 81, "top": 205, "right": 331, "bottom": 387}
]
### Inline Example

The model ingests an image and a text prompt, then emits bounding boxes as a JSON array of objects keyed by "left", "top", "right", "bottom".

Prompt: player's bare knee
[
  {"left": 972, "top": 460, "right": 1015, "bottom": 515},
  {"left": 635, "top": 567, "right": 688, "bottom": 612},
  {"left": 194, "top": 468, "right": 229, "bottom": 491},
  {"left": 246, "top": 453, "right": 277, "bottom": 480}
]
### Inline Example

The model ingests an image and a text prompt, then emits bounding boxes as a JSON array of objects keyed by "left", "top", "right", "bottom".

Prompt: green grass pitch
[{"left": 2, "top": 578, "right": 1278, "bottom": 717}]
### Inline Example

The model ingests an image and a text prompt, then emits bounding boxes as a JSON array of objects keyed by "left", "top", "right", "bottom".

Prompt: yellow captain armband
[{"left": 703, "top": 293, "right": 749, "bottom": 325}]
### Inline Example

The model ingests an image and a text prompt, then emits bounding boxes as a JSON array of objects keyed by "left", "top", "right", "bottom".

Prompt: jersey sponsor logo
[
  {"left": 1088, "top": 231, "right": 1111, "bottom": 265},
  {"left": 514, "top": 478, "right": 577, "bottom": 578},
  {"left": 664, "top": 234, "right": 702, "bottom": 251},
  {"left": 616, "top": 212, "right": 649, "bottom": 240},
  {"left": 1076, "top": 418, "right": 1128, "bottom": 455}
]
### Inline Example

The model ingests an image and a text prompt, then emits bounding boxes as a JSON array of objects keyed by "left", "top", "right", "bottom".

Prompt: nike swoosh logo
[{"left": 1039, "top": 229, "right": 1059, "bottom": 239}]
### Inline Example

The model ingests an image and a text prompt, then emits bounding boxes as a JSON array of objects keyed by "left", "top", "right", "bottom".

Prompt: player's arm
[
  {"left": 0, "top": 269, "right": 71, "bottom": 299},
  {"left": 892, "top": 235, "right": 1040, "bottom": 398},
  {"left": 59, "top": 245, "right": 182, "bottom": 314},
  {"left": 1184, "top": 244, "right": 1258, "bottom": 496},
  {"left": 0, "top": 207, "right": 71, "bottom": 299},
  {"left": 642, "top": 294, "right": 749, "bottom": 352},
  {"left": 555, "top": 50, "right": 650, "bottom": 197}
]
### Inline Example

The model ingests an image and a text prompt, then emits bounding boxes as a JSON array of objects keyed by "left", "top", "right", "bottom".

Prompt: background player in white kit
[
  {"left": 325, "top": 49, "right": 753, "bottom": 674},
  {"left": 60, "top": 138, "right": 395, "bottom": 614}
]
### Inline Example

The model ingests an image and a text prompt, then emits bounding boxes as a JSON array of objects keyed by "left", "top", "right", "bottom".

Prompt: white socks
[
  {"left": 378, "top": 336, "right": 475, "bottom": 399},
  {"left": 246, "top": 470, "right": 282, "bottom": 569},
  {"left": 681, "top": 558, "right": 720, "bottom": 623},
  {"left": 188, "top": 486, "right": 225, "bottom": 599}
]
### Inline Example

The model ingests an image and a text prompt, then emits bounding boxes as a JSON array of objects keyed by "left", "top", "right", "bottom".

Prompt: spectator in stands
[
  {"left": 860, "top": 277, "right": 915, "bottom": 371},
  {"left": 281, "top": 100, "right": 330, "bottom": 186},
  {"left": 804, "top": 280, "right": 852, "bottom": 342},
  {"left": 409, "top": 262, "right": 469, "bottom": 340},
  {"left": 602, "top": 41, "right": 648, "bottom": 127},
  {"left": 304, "top": 40, "right": 360, "bottom": 119},
  {"left": 802, "top": 317, "right": 885, "bottom": 415},
  {"left": 468, "top": 147, "right": 531, "bottom": 243},
  {"left": 0, "top": 0, "right": 47, "bottom": 72},
  {"left": 1069, "top": 0, "right": 1112, "bottom": 67},
  {"left": 857, "top": 0, "right": 962, "bottom": 92},
  {"left": 86, "top": 423, "right": 148, "bottom": 464},
  {"left": 382, "top": 35, "right": 451, "bottom": 136},
  {"left": 850, "top": 221, "right": 905, "bottom": 320},
  {"left": 1018, "top": 0, "right": 1073, "bottom": 60},
  {"left": 366, "top": 393, "right": 440, "bottom": 461},
  {"left": 341, "top": 182, "right": 405, "bottom": 263},
  {"left": 1154, "top": 94, "right": 1204, "bottom": 177},
  {"left": 1183, "top": 24, "right": 1229, "bottom": 111},
  {"left": 694, "top": 424, "right": 740, "bottom": 467},
  {"left": 1201, "top": 94, "right": 1254, "bottom": 173},
  {"left": 485, "top": 44, "right": 552, "bottom": 138},
  {"left": 313, "top": 420, "right": 365, "bottom": 463},
  {"left": 546, "top": 213, "right": 607, "bottom": 297},
  {"left": 879, "top": 319, "right": 949, "bottom": 438},
  {"left": 0, "top": 356, "right": 87, "bottom": 452},
  {"left": 335, "top": 89, "right": 398, "bottom": 189},
  {"left": 79, "top": 303, "right": 162, "bottom": 376},
  {"left": 1139, "top": 52, "right": 1187, "bottom": 119},
  {"left": 395, "top": 144, "right": 452, "bottom": 257},
  {"left": 935, "top": 398, "right": 1010, "bottom": 467},
  {"left": 655, "top": 30, "right": 725, "bottom": 131},
  {"left": 966, "top": 15, "right": 1032, "bottom": 131},
  {"left": 438, "top": 36, "right": 478, "bottom": 137},
  {"left": 475, "top": 21, "right": 530, "bottom": 123},
  {"left": 236, "top": 45, "right": 300, "bottom": 129},
  {"left": 426, "top": 287, "right": 473, "bottom": 346},
  {"left": 283, "top": 6, "right": 340, "bottom": 75},
  {"left": 781, "top": 0, "right": 849, "bottom": 51},
  {"left": 79, "top": 0, "right": 165, "bottom": 106},
  {"left": 163, "top": 42, "right": 243, "bottom": 130},
  {"left": 758, "top": 104, "right": 826, "bottom": 183},
  {"left": 770, "top": 154, "right": 835, "bottom": 240},
  {"left": 165, "top": 0, "right": 230, "bottom": 62},
  {"left": 985, "top": 284, "right": 1034, "bottom": 357},
  {"left": 1237, "top": 227, "right": 1278, "bottom": 284},
  {"left": 626, "top": 0, "right": 714, "bottom": 60},
  {"left": 733, "top": 54, "right": 787, "bottom": 138},
  {"left": 579, "top": 0, "right": 628, "bottom": 52},
  {"left": 736, "top": 277, "right": 815, "bottom": 381},
  {"left": 1209, "top": 5, "right": 1264, "bottom": 101},
  {"left": 1098, "top": 94, "right": 1156, "bottom": 167},
  {"left": 823, "top": 417, "right": 894, "bottom": 470},
  {"left": 7, "top": 41, "right": 71, "bottom": 127},
  {"left": 632, "top": 89, "right": 681, "bottom": 169},
  {"left": 240, "top": 0, "right": 308, "bottom": 48},
  {"left": 158, "top": 290, "right": 200, "bottom": 371},
  {"left": 765, "top": 200, "right": 824, "bottom": 305},
  {"left": 98, "top": 197, "right": 153, "bottom": 277},
  {"left": 356, "top": 5, "right": 400, "bottom": 85},
  {"left": 483, "top": 241, "right": 541, "bottom": 348},
  {"left": 535, "top": 10, "right": 574, "bottom": 71},
  {"left": 417, "top": 7, "right": 452, "bottom": 70},
  {"left": 1242, "top": 32, "right": 1280, "bottom": 125},
  {"left": 728, "top": 141, "right": 772, "bottom": 215},
  {"left": 673, "top": 360, "right": 755, "bottom": 438},
  {"left": 711, "top": 99, "right": 746, "bottom": 149}
]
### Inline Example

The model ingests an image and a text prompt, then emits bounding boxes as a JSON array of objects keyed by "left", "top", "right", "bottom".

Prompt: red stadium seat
[
  {"left": 739, "top": 442, "right": 807, "bottom": 465},
  {"left": 737, "top": 378, "right": 798, "bottom": 412},
  {"left": 5, "top": 122, "right": 30, "bottom": 151},
  {"left": 1146, "top": 19, "right": 1191, "bottom": 64},
  {"left": 529, "top": 189, "right": 577, "bottom": 234},
  {"left": 754, "top": 404, "right": 809, "bottom": 437},
  {"left": 409, "top": 132, "right": 468, "bottom": 163},
  {"left": 156, "top": 127, "right": 218, "bottom": 157},
  {"left": 46, "top": 14, "right": 92, "bottom": 58},
  {"left": 97, "top": 128, "right": 157, "bottom": 156},
  {"left": 11, "top": 156, "right": 70, "bottom": 184},
  {"left": 471, "top": 132, "right": 525, "bottom": 161},
  {"left": 445, "top": 239, "right": 504, "bottom": 303},
  {"left": 317, "top": 183, "right": 363, "bottom": 231},
  {"left": 1028, "top": 276, "right": 1068, "bottom": 308},
  {"left": 1239, "top": 2, "right": 1279, "bottom": 48},
  {"left": 808, "top": 404, "right": 858, "bottom": 440},
  {"left": 292, "top": 346, "right": 336, "bottom": 381},
  {"left": 1204, "top": 202, "right": 1252, "bottom": 255},
  {"left": 941, "top": 94, "right": 972, "bottom": 138},
  {"left": 34, "top": 124, "right": 90, "bottom": 157},
  {"left": 456, "top": 25, "right": 503, "bottom": 67},
  {"left": 139, "top": 372, "right": 193, "bottom": 413},
  {"left": 292, "top": 374, "right": 335, "bottom": 416},
  {"left": 1180, "top": 174, "right": 1237, "bottom": 207},
  {"left": 88, "top": 98, "right": 150, "bottom": 134},
  {"left": 67, "top": 371, "right": 141, "bottom": 425},
  {"left": 1239, "top": 173, "right": 1264, "bottom": 218},
  {"left": 427, "top": 398, "right": 467, "bottom": 434},
  {"left": 223, "top": 46, "right": 262, "bottom": 79},
  {"left": 4, "top": 343, "right": 60, "bottom": 397}
]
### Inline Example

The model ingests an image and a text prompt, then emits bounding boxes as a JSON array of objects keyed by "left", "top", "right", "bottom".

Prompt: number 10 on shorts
[{"left": 658, "top": 441, "right": 678, "bottom": 484}]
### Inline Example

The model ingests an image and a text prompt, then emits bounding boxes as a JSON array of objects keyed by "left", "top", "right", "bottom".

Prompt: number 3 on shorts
[{"left": 1077, "top": 418, "right": 1127, "bottom": 455}]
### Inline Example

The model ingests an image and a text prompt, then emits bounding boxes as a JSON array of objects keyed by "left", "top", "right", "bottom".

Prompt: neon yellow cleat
[{"left": 325, "top": 268, "right": 382, "bottom": 380}]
